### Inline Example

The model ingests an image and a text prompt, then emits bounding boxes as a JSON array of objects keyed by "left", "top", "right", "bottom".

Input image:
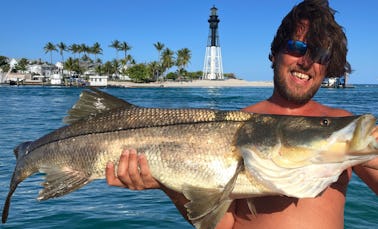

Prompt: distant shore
[{"left": 108, "top": 79, "right": 273, "bottom": 88}]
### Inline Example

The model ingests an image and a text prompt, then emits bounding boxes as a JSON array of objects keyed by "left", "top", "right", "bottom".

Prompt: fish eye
[{"left": 320, "top": 118, "right": 331, "bottom": 126}]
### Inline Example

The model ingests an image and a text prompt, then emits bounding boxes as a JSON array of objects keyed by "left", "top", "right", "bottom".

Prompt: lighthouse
[{"left": 202, "top": 6, "right": 224, "bottom": 80}]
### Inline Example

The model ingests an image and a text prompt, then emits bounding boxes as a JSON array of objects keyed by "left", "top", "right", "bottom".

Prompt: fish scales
[
  {"left": 29, "top": 108, "right": 252, "bottom": 153},
  {"left": 23, "top": 116, "right": 246, "bottom": 198}
]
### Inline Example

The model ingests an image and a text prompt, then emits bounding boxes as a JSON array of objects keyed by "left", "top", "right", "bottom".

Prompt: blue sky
[{"left": 1, "top": 0, "right": 377, "bottom": 84}]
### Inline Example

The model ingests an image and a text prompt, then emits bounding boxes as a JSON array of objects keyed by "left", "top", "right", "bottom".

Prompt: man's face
[{"left": 273, "top": 20, "right": 327, "bottom": 104}]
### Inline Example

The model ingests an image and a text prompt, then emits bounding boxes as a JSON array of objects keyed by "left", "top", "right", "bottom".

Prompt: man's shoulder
[
  {"left": 315, "top": 103, "right": 352, "bottom": 117},
  {"left": 241, "top": 100, "right": 352, "bottom": 117}
]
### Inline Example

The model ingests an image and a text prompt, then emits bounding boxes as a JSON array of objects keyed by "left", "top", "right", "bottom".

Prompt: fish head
[
  {"left": 11, "top": 141, "right": 35, "bottom": 182},
  {"left": 236, "top": 114, "right": 378, "bottom": 198},
  {"left": 276, "top": 114, "right": 377, "bottom": 167},
  {"left": 236, "top": 114, "right": 378, "bottom": 168},
  {"left": 237, "top": 114, "right": 378, "bottom": 168}
]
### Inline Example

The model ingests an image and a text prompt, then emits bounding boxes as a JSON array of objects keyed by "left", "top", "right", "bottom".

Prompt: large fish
[{"left": 2, "top": 88, "right": 378, "bottom": 229}]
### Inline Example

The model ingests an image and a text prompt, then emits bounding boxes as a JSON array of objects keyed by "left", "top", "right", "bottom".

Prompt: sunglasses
[{"left": 284, "top": 40, "right": 331, "bottom": 65}]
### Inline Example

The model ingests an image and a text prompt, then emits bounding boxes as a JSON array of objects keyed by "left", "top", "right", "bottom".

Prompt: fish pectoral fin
[
  {"left": 63, "top": 87, "right": 136, "bottom": 124},
  {"left": 183, "top": 161, "right": 243, "bottom": 229},
  {"left": 38, "top": 166, "right": 92, "bottom": 200},
  {"left": 183, "top": 186, "right": 233, "bottom": 229}
]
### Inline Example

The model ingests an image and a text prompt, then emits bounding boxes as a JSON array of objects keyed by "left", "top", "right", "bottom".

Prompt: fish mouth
[{"left": 349, "top": 114, "right": 377, "bottom": 153}]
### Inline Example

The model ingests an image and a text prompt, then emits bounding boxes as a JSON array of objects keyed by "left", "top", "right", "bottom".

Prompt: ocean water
[{"left": 0, "top": 84, "right": 377, "bottom": 229}]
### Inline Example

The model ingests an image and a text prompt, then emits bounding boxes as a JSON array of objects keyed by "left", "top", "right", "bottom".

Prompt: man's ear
[{"left": 269, "top": 53, "right": 275, "bottom": 69}]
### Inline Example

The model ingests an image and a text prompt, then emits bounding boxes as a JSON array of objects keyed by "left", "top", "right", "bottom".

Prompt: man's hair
[{"left": 269, "top": 0, "right": 351, "bottom": 77}]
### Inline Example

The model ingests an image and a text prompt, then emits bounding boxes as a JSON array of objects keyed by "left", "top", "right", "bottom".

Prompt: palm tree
[
  {"left": 68, "top": 44, "right": 80, "bottom": 59},
  {"left": 109, "top": 40, "right": 120, "bottom": 60},
  {"left": 161, "top": 48, "right": 175, "bottom": 79},
  {"left": 176, "top": 48, "right": 191, "bottom": 76},
  {"left": 149, "top": 61, "right": 160, "bottom": 81},
  {"left": 112, "top": 59, "right": 120, "bottom": 79},
  {"left": 56, "top": 42, "right": 67, "bottom": 63},
  {"left": 64, "top": 57, "right": 79, "bottom": 75},
  {"left": 153, "top": 42, "right": 165, "bottom": 79},
  {"left": 91, "top": 42, "right": 103, "bottom": 61},
  {"left": 79, "top": 43, "right": 89, "bottom": 60},
  {"left": 103, "top": 61, "right": 114, "bottom": 77},
  {"left": 119, "top": 41, "right": 131, "bottom": 60},
  {"left": 153, "top": 42, "right": 165, "bottom": 61},
  {"left": 44, "top": 42, "right": 57, "bottom": 64}
]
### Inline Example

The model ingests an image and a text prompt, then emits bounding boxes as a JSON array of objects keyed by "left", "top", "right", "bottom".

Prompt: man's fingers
[
  {"left": 127, "top": 149, "right": 145, "bottom": 189},
  {"left": 116, "top": 150, "right": 135, "bottom": 189},
  {"left": 139, "top": 154, "right": 160, "bottom": 188},
  {"left": 105, "top": 162, "right": 126, "bottom": 187}
]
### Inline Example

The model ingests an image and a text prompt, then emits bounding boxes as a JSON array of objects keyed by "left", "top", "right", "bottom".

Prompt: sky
[{"left": 1, "top": 0, "right": 377, "bottom": 84}]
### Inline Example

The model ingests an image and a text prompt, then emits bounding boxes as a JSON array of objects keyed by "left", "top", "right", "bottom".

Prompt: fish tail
[{"left": 2, "top": 142, "right": 34, "bottom": 223}]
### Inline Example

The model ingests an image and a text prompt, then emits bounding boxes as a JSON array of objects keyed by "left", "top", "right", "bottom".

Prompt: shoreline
[{"left": 107, "top": 79, "right": 273, "bottom": 88}]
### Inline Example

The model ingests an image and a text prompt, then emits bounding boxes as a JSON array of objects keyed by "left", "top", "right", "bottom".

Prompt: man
[{"left": 106, "top": 1, "right": 378, "bottom": 228}]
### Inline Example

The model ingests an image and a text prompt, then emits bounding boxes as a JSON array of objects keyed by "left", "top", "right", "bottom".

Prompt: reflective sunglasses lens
[
  {"left": 285, "top": 40, "right": 307, "bottom": 57},
  {"left": 312, "top": 49, "right": 331, "bottom": 65}
]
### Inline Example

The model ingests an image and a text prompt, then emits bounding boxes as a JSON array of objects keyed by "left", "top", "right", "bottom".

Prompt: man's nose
[{"left": 297, "top": 53, "right": 314, "bottom": 69}]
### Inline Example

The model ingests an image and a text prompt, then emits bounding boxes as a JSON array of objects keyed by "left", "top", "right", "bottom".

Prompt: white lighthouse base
[{"left": 203, "top": 46, "right": 223, "bottom": 80}]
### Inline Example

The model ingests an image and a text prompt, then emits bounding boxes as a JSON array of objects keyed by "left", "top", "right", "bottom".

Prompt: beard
[{"left": 273, "top": 66, "right": 322, "bottom": 105}]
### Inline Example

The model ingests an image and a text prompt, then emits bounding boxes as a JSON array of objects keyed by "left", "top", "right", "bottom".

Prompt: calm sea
[{"left": 0, "top": 85, "right": 377, "bottom": 229}]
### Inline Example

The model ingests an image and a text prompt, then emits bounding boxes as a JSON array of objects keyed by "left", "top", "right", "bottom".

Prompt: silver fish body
[{"left": 3, "top": 88, "right": 378, "bottom": 229}]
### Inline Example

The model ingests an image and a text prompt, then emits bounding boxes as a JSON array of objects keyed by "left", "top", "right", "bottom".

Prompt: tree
[
  {"left": 109, "top": 40, "right": 120, "bottom": 60},
  {"left": 176, "top": 48, "right": 191, "bottom": 77},
  {"left": 161, "top": 48, "right": 175, "bottom": 79},
  {"left": 149, "top": 61, "right": 160, "bottom": 81},
  {"left": 112, "top": 59, "right": 120, "bottom": 79},
  {"left": 79, "top": 43, "right": 89, "bottom": 60},
  {"left": 56, "top": 42, "right": 67, "bottom": 62},
  {"left": 153, "top": 42, "right": 165, "bottom": 60},
  {"left": 126, "top": 63, "right": 151, "bottom": 83},
  {"left": 91, "top": 42, "right": 103, "bottom": 60},
  {"left": 64, "top": 57, "right": 80, "bottom": 75},
  {"left": 0, "top": 56, "right": 10, "bottom": 72},
  {"left": 103, "top": 61, "right": 114, "bottom": 77},
  {"left": 15, "top": 58, "right": 29, "bottom": 72},
  {"left": 44, "top": 42, "right": 57, "bottom": 64},
  {"left": 119, "top": 42, "right": 131, "bottom": 60},
  {"left": 153, "top": 42, "right": 165, "bottom": 79},
  {"left": 68, "top": 44, "right": 80, "bottom": 59},
  {"left": 94, "top": 64, "right": 104, "bottom": 75}
]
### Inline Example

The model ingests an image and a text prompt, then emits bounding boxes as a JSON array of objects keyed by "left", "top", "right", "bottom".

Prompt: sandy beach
[{"left": 108, "top": 78, "right": 273, "bottom": 88}]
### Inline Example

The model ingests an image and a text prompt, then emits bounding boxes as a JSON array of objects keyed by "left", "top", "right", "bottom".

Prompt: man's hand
[{"left": 106, "top": 149, "right": 161, "bottom": 190}]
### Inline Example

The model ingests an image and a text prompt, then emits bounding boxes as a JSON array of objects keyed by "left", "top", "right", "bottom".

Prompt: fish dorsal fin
[
  {"left": 64, "top": 87, "right": 135, "bottom": 124},
  {"left": 183, "top": 161, "right": 243, "bottom": 229}
]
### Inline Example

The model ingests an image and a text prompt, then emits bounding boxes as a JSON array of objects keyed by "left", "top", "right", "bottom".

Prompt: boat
[{"left": 321, "top": 74, "right": 354, "bottom": 88}]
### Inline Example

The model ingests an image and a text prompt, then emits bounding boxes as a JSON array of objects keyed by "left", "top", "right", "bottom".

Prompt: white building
[
  {"left": 50, "top": 73, "right": 62, "bottom": 85},
  {"left": 89, "top": 75, "right": 108, "bottom": 86}
]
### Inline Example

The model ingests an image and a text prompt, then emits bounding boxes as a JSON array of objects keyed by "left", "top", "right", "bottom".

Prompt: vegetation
[
  {"left": 3, "top": 39, "right": 237, "bottom": 83},
  {"left": 0, "top": 56, "right": 10, "bottom": 72}
]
